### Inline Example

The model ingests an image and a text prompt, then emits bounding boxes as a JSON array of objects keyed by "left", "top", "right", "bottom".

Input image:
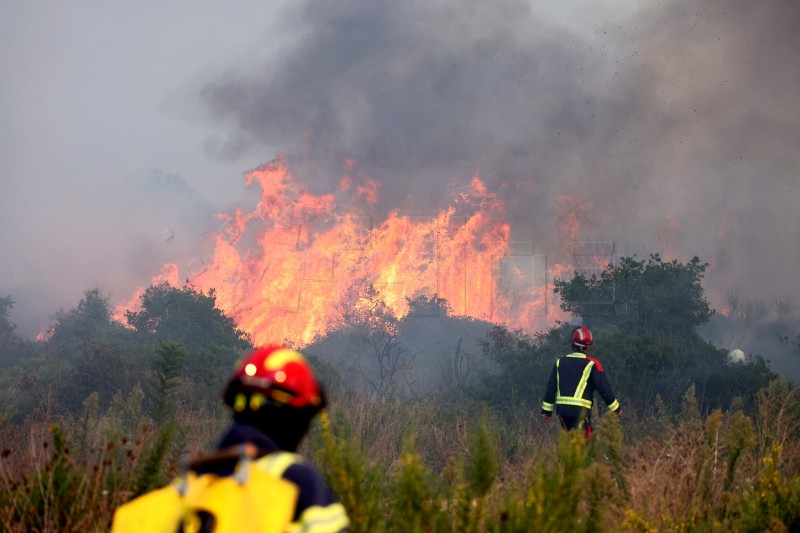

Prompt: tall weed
[{"left": 1, "top": 381, "right": 800, "bottom": 531}]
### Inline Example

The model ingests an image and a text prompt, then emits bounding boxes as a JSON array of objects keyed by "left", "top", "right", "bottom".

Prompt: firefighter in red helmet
[
  {"left": 541, "top": 326, "right": 622, "bottom": 438},
  {"left": 217, "top": 346, "right": 350, "bottom": 532},
  {"left": 111, "top": 346, "right": 349, "bottom": 532}
]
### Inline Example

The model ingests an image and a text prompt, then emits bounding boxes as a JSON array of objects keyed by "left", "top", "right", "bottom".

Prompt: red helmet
[
  {"left": 571, "top": 326, "right": 593, "bottom": 349},
  {"left": 223, "top": 346, "right": 326, "bottom": 412}
]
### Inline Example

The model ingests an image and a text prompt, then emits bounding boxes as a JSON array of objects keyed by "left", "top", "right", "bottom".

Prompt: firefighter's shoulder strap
[{"left": 111, "top": 444, "right": 300, "bottom": 533}]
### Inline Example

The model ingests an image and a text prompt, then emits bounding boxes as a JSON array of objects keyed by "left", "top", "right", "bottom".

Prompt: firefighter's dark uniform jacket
[
  {"left": 207, "top": 421, "right": 350, "bottom": 533},
  {"left": 541, "top": 352, "right": 620, "bottom": 417}
]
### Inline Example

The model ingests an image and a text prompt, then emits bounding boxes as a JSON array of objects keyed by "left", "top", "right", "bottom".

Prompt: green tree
[
  {"left": 49, "top": 288, "right": 120, "bottom": 344},
  {"left": 0, "top": 296, "right": 35, "bottom": 420},
  {"left": 554, "top": 255, "right": 776, "bottom": 412},
  {"left": 0, "top": 296, "right": 33, "bottom": 368},
  {"left": 0, "top": 296, "right": 20, "bottom": 345},
  {"left": 554, "top": 254, "right": 713, "bottom": 335},
  {"left": 590, "top": 325, "right": 774, "bottom": 412},
  {"left": 149, "top": 341, "right": 186, "bottom": 426},
  {"left": 37, "top": 289, "right": 146, "bottom": 416},
  {"left": 125, "top": 283, "right": 251, "bottom": 354},
  {"left": 405, "top": 293, "right": 452, "bottom": 317},
  {"left": 126, "top": 283, "right": 252, "bottom": 406},
  {"left": 476, "top": 254, "right": 775, "bottom": 416}
]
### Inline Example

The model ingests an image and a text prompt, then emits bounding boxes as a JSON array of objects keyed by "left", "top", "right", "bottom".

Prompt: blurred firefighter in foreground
[
  {"left": 541, "top": 326, "right": 622, "bottom": 438},
  {"left": 112, "top": 345, "right": 350, "bottom": 532}
]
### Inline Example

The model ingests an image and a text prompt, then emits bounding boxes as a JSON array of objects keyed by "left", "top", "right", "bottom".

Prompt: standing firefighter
[
  {"left": 541, "top": 326, "right": 621, "bottom": 438},
  {"left": 112, "top": 345, "right": 350, "bottom": 533}
]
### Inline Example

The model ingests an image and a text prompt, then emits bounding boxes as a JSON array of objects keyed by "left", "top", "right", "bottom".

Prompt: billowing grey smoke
[
  {"left": 199, "top": 0, "right": 800, "bottom": 311},
  {"left": 200, "top": 0, "right": 625, "bottom": 222}
]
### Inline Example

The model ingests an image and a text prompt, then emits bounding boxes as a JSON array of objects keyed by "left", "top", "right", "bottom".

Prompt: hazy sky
[
  {"left": 1, "top": 0, "right": 293, "bottom": 333},
  {"left": 2, "top": 0, "right": 798, "bottom": 343}
]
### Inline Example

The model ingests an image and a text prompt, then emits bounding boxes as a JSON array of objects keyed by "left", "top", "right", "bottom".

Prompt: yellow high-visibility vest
[
  {"left": 111, "top": 448, "right": 298, "bottom": 533},
  {"left": 554, "top": 356, "right": 595, "bottom": 409}
]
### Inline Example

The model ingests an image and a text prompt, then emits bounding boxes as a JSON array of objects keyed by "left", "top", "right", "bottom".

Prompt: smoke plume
[{"left": 198, "top": 0, "right": 799, "bottom": 312}]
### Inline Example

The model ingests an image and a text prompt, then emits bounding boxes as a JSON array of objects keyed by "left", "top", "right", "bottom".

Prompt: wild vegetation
[{"left": 0, "top": 255, "right": 798, "bottom": 531}]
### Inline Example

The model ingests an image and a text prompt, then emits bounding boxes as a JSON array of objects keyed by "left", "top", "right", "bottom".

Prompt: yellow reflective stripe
[
  {"left": 556, "top": 397, "right": 593, "bottom": 409},
  {"left": 256, "top": 454, "right": 349, "bottom": 533},
  {"left": 295, "top": 503, "right": 350, "bottom": 533},
  {"left": 542, "top": 402, "right": 554, "bottom": 412},
  {"left": 555, "top": 359, "right": 561, "bottom": 399},
  {"left": 574, "top": 361, "right": 594, "bottom": 400},
  {"left": 554, "top": 355, "right": 597, "bottom": 411},
  {"left": 608, "top": 399, "right": 620, "bottom": 411},
  {"left": 256, "top": 451, "right": 302, "bottom": 477}
]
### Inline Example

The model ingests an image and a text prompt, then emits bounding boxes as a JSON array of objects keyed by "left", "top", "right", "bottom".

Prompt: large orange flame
[{"left": 119, "top": 158, "right": 577, "bottom": 345}]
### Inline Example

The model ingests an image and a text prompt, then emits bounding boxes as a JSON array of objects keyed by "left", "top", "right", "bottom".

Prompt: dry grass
[{"left": 1, "top": 380, "right": 799, "bottom": 532}]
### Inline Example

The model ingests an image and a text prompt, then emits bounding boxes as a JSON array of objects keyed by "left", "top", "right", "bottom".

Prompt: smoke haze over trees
[
  {"left": 1, "top": 0, "right": 798, "bottom": 385},
  {"left": 0, "top": 254, "right": 785, "bottom": 423}
]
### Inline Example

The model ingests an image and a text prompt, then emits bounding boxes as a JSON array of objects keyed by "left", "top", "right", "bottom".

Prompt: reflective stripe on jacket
[
  {"left": 258, "top": 452, "right": 350, "bottom": 533},
  {"left": 216, "top": 422, "right": 350, "bottom": 533},
  {"left": 542, "top": 352, "right": 620, "bottom": 417}
]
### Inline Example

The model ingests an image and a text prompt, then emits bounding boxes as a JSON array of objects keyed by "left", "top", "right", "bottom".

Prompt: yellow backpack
[{"left": 111, "top": 445, "right": 299, "bottom": 533}]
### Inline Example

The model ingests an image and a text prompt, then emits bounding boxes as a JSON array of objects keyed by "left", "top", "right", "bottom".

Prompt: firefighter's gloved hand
[
  {"left": 541, "top": 412, "right": 552, "bottom": 422},
  {"left": 616, "top": 409, "right": 623, "bottom": 418}
]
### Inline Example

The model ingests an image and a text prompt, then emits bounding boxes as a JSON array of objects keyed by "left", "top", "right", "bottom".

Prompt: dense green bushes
[{"left": 0, "top": 286, "right": 252, "bottom": 422}]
